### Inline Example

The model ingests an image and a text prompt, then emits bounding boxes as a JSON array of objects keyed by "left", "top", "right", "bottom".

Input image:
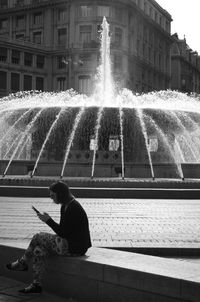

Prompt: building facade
[
  {"left": 0, "top": 0, "right": 172, "bottom": 98},
  {"left": 171, "top": 33, "right": 200, "bottom": 94}
]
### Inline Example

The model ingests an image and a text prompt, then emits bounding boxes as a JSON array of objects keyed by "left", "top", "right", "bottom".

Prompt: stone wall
[{"left": 0, "top": 245, "right": 199, "bottom": 302}]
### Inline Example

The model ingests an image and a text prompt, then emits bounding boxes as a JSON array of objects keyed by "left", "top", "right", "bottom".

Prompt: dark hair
[{"left": 49, "top": 181, "right": 72, "bottom": 203}]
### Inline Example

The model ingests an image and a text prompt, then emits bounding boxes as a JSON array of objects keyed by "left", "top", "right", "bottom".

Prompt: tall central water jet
[
  {"left": 91, "top": 17, "right": 116, "bottom": 178},
  {"left": 1, "top": 18, "right": 200, "bottom": 180},
  {"left": 95, "top": 17, "right": 114, "bottom": 105}
]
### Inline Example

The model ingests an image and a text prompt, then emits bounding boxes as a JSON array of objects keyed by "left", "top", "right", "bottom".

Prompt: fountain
[{"left": 1, "top": 17, "right": 200, "bottom": 192}]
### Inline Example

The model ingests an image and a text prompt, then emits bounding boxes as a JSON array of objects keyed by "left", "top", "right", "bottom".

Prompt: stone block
[
  {"left": 44, "top": 270, "right": 99, "bottom": 302},
  {"left": 103, "top": 265, "right": 181, "bottom": 298},
  {"left": 98, "top": 281, "right": 182, "bottom": 302},
  {"left": 47, "top": 255, "right": 104, "bottom": 281},
  {"left": 1, "top": 245, "right": 200, "bottom": 302},
  {"left": 181, "top": 279, "right": 200, "bottom": 302}
]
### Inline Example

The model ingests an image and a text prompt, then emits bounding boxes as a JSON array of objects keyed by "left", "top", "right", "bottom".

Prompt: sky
[{"left": 157, "top": 0, "right": 200, "bottom": 53}]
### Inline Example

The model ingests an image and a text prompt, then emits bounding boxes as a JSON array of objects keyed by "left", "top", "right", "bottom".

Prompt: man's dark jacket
[{"left": 47, "top": 200, "right": 92, "bottom": 254}]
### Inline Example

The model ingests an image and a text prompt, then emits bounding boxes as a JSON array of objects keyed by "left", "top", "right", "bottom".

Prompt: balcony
[
  {"left": 0, "top": 35, "right": 51, "bottom": 51},
  {"left": 73, "top": 41, "right": 99, "bottom": 50},
  {"left": 83, "top": 40, "right": 99, "bottom": 49},
  {"left": 0, "top": 0, "right": 55, "bottom": 10}
]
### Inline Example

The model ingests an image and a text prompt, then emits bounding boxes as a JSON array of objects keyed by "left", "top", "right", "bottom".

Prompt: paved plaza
[
  {"left": 0, "top": 196, "right": 200, "bottom": 301},
  {"left": 0, "top": 196, "right": 200, "bottom": 249}
]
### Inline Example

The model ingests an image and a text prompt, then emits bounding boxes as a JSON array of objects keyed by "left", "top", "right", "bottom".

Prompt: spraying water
[
  {"left": 1, "top": 17, "right": 200, "bottom": 179},
  {"left": 119, "top": 106, "right": 125, "bottom": 179},
  {"left": 136, "top": 109, "right": 155, "bottom": 179},
  {"left": 2, "top": 109, "right": 43, "bottom": 177},
  {"left": 174, "top": 138, "right": 185, "bottom": 163},
  {"left": 3, "top": 132, "right": 22, "bottom": 159},
  {"left": 177, "top": 135, "right": 198, "bottom": 162},
  {"left": 16, "top": 134, "right": 32, "bottom": 160},
  {"left": 146, "top": 114, "right": 184, "bottom": 179},
  {"left": 91, "top": 107, "right": 104, "bottom": 178},
  {"left": 61, "top": 107, "right": 85, "bottom": 178},
  {"left": 95, "top": 17, "right": 114, "bottom": 105},
  {"left": 31, "top": 108, "right": 66, "bottom": 177}
]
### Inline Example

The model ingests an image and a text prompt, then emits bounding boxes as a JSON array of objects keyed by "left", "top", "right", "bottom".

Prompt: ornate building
[
  {"left": 0, "top": 0, "right": 172, "bottom": 98},
  {"left": 171, "top": 33, "right": 200, "bottom": 93}
]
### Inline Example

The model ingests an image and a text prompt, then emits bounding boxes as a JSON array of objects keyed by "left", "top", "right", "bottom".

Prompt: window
[
  {"left": 33, "top": 31, "right": 42, "bottom": 44},
  {"left": 58, "top": 9, "right": 67, "bottom": 22},
  {"left": 0, "top": 18, "right": 8, "bottom": 30},
  {"left": 159, "top": 16, "right": 162, "bottom": 26},
  {"left": 0, "top": 47, "right": 7, "bottom": 62},
  {"left": 33, "top": 12, "right": 43, "bottom": 25},
  {"left": 144, "top": 27, "right": 148, "bottom": 42},
  {"left": 0, "top": 0, "right": 8, "bottom": 8},
  {"left": 11, "top": 73, "right": 20, "bottom": 91},
  {"left": 79, "top": 6, "right": 93, "bottom": 17},
  {"left": 115, "top": 27, "right": 122, "bottom": 46},
  {"left": 57, "top": 55, "right": 66, "bottom": 69},
  {"left": 0, "top": 71, "right": 7, "bottom": 90},
  {"left": 16, "top": 0, "right": 25, "bottom": 6},
  {"left": 58, "top": 28, "right": 67, "bottom": 45},
  {"left": 24, "top": 52, "right": 33, "bottom": 66},
  {"left": 16, "top": 15, "right": 25, "bottom": 28},
  {"left": 149, "top": 7, "right": 153, "bottom": 18},
  {"left": 148, "top": 46, "right": 151, "bottom": 61},
  {"left": 78, "top": 75, "right": 91, "bottom": 95},
  {"left": 24, "top": 75, "right": 32, "bottom": 91},
  {"left": 16, "top": 33, "right": 25, "bottom": 40},
  {"left": 159, "top": 54, "right": 161, "bottom": 69},
  {"left": 36, "top": 55, "right": 45, "bottom": 68},
  {"left": 165, "top": 20, "right": 170, "bottom": 32},
  {"left": 155, "top": 11, "right": 158, "bottom": 23},
  {"left": 57, "top": 77, "right": 66, "bottom": 91},
  {"left": 11, "top": 50, "right": 20, "bottom": 64},
  {"left": 80, "top": 25, "right": 92, "bottom": 44},
  {"left": 137, "top": 39, "right": 140, "bottom": 54},
  {"left": 154, "top": 51, "right": 157, "bottom": 65},
  {"left": 114, "top": 7, "right": 122, "bottom": 21},
  {"left": 114, "top": 55, "right": 122, "bottom": 71},
  {"left": 97, "top": 6, "right": 110, "bottom": 17},
  {"left": 142, "top": 43, "right": 145, "bottom": 57},
  {"left": 36, "top": 77, "right": 44, "bottom": 91}
]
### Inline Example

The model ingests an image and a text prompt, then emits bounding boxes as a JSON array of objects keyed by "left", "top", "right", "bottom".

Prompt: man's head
[{"left": 49, "top": 181, "right": 73, "bottom": 204}]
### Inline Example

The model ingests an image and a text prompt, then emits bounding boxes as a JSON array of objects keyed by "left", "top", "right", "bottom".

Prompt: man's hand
[{"left": 37, "top": 212, "right": 51, "bottom": 223}]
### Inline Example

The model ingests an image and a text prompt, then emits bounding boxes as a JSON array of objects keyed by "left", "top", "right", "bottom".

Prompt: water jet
[{"left": 0, "top": 17, "right": 200, "bottom": 193}]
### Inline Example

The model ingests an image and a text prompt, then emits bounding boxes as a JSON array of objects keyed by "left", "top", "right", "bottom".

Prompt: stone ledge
[
  {"left": 0, "top": 244, "right": 199, "bottom": 302},
  {"left": 1, "top": 185, "right": 200, "bottom": 198}
]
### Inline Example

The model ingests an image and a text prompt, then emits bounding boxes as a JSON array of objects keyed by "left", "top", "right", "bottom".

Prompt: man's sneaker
[
  {"left": 6, "top": 259, "right": 28, "bottom": 271},
  {"left": 18, "top": 283, "right": 42, "bottom": 294}
]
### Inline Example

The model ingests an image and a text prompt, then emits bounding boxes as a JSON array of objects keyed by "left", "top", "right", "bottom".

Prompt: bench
[{"left": 0, "top": 244, "right": 199, "bottom": 302}]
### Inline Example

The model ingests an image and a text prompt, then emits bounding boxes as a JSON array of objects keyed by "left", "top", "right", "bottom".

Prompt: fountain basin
[
  {"left": 1, "top": 173, "right": 200, "bottom": 199},
  {"left": 1, "top": 17, "right": 200, "bottom": 184},
  {"left": 1, "top": 159, "right": 200, "bottom": 179}
]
